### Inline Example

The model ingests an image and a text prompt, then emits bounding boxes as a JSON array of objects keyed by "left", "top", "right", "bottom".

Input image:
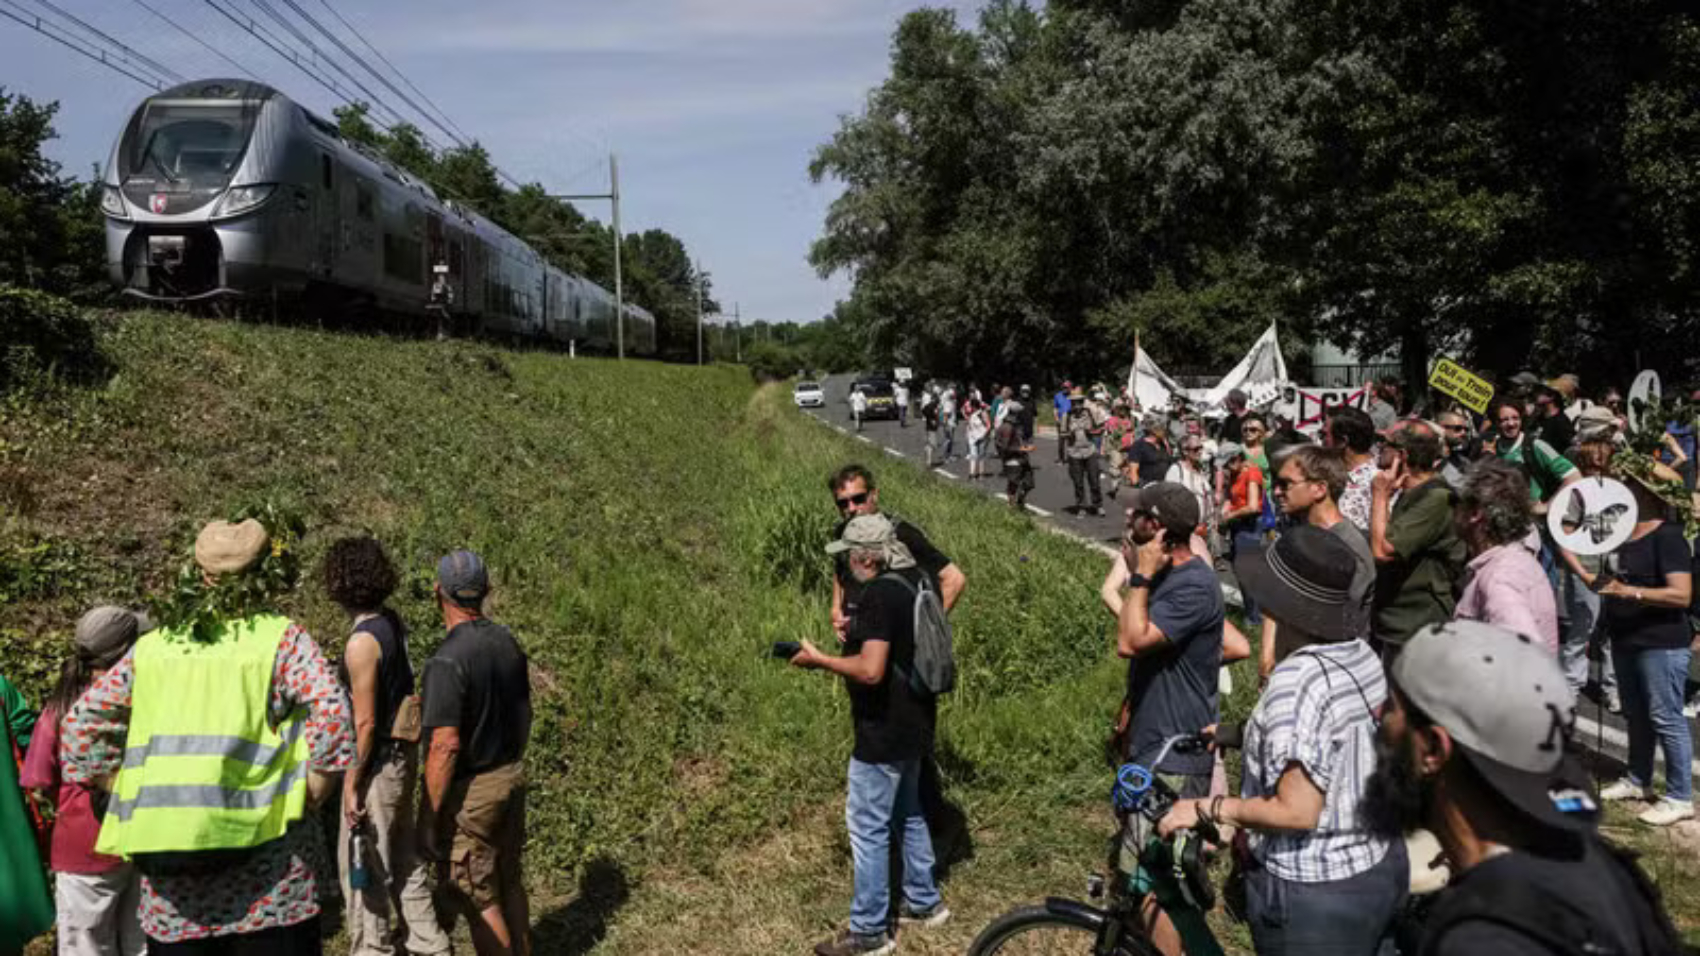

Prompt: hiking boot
[
  {"left": 813, "top": 930, "right": 894, "bottom": 956},
  {"left": 898, "top": 901, "right": 951, "bottom": 929},
  {"left": 1599, "top": 778, "right": 1655, "bottom": 802},
  {"left": 1638, "top": 798, "right": 1695, "bottom": 827}
]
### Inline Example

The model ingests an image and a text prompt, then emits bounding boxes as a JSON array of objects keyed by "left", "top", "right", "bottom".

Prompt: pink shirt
[
  {"left": 19, "top": 704, "right": 121, "bottom": 875},
  {"left": 1455, "top": 538, "right": 1560, "bottom": 653}
]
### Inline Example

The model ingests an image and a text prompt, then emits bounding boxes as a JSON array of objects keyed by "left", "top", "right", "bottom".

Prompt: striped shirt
[{"left": 1242, "top": 639, "right": 1390, "bottom": 883}]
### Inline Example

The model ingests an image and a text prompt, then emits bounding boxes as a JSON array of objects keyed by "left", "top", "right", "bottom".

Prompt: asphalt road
[{"left": 798, "top": 374, "right": 1698, "bottom": 782}]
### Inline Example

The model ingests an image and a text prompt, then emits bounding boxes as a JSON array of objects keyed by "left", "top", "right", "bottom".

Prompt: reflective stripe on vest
[{"left": 96, "top": 614, "right": 311, "bottom": 857}]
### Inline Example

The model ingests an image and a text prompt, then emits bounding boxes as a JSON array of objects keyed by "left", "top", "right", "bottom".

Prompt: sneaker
[
  {"left": 1685, "top": 697, "right": 1699, "bottom": 720},
  {"left": 1607, "top": 691, "right": 1623, "bottom": 714},
  {"left": 813, "top": 930, "right": 894, "bottom": 956},
  {"left": 1638, "top": 798, "right": 1695, "bottom": 827},
  {"left": 1599, "top": 778, "right": 1656, "bottom": 802},
  {"left": 898, "top": 901, "right": 951, "bottom": 929}
]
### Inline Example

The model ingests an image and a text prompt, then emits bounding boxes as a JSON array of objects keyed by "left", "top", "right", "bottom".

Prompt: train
[{"left": 99, "top": 78, "right": 657, "bottom": 355}]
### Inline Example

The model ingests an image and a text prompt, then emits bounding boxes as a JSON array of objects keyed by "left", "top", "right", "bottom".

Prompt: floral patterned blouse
[{"left": 63, "top": 621, "right": 353, "bottom": 942}]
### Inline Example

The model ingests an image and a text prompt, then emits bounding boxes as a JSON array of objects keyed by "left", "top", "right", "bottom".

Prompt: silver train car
[{"left": 100, "top": 78, "right": 657, "bottom": 355}]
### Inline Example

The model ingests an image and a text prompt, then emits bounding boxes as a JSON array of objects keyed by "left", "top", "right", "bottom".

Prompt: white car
[{"left": 794, "top": 381, "right": 825, "bottom": 408}]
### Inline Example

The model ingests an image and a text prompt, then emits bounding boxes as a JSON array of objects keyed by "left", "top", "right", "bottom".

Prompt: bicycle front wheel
[{"left": 967, "top": 902, "right": 1162, "bottom": 956}]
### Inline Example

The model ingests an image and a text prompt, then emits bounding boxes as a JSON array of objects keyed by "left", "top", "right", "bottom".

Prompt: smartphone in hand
[{"left": 771, "top": 641, "right": 802, "bottom": 660}]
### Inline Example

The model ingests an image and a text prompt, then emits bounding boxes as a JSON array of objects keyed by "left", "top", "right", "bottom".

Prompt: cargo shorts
[{"left": 443, "top": 762, "right": 527, "bottom": 910}]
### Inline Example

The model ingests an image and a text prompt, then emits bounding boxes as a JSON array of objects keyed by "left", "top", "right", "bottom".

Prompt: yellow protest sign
[{"left": 1429, "top": 358, "right": 1495, "bottom": 414}]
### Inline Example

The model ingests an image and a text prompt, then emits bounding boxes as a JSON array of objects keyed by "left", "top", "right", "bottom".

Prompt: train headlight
[
  {"left": 100, "top": 185, "right": 129, "bottom": 220},
  {"left": 212, "top": 184, "right": 276, "bottom": 219}
]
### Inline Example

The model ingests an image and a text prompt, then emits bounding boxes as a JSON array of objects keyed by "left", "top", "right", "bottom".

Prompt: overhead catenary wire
[
  {"left": 311, "top": 0, "right": 469, "bottom": 144},
  {"left": 125, "top": 0, "right": 256, "bottom": 79},
  {"left": 241, "top": 0, "right": 408, "bottom": 129},
  {"left": 0, "top": 0, "right": 162, "bottom": 88},
  {"left": 25, "top": 0, "right": 183, "bottom": 84}
]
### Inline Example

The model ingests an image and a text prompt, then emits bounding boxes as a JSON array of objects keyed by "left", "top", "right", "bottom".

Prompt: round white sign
[
  {"left": 1628, "top": 370, "right": 1661, "bottom": 434},
  {"left": 1547, "top": 477, "right": 1638, "bottom": 556}
]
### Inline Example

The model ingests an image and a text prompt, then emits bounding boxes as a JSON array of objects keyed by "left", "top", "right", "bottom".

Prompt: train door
[
  {"left": 426, "top": 212, "right": 446, "bottom": 310},
  {"left": 313, "top": 151, "right": 338, "bottom": 281}
]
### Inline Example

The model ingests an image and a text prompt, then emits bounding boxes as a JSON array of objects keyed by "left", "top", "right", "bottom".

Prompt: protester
[
  {"left": 1487, "top": 400, "right": 1578, "bottom": 513},
  {"left": 996, "top": 402, "right": 1037, "bottom": 512},
  {"left": 1530, "top": 385, "right": 1575, "bottom": 453},
  {"left": 1063, "top": 386, "right": 1107, "bottom": 516},
  {"left": 1017, "top": 385, "right": 1036, "bottom": 441},
  {"left": 1129, "top": 416, "right": 1173, "bottom": 489},
  {"left": 1102, "top": 484, "right": 1228, "bottom": 956},
  {"left": 1217, "top": 442, "right": 1265, "bottom": 627},
  {"left": 0, "top": 670, "right": 35, "bottom": 750},
  {"left": 1595, "top": 454, "right": 1695, "bottom": 827},
  {"left": 1436, "top": 409, "right": 1478, "bottom": 489},
  {"left": 3, "top": 669, "right": 52, "bottom": 956},
  {"left": 1220, "top": 388, "right": 1251, "bottom": 445},
  {"left": 992, "top": 386, "right": 1014, "bottom": 429},
  {"left": 1241, "top": 413, "right": 1270, "bottom": 474},
  {"left": 1452, "top": 459, "right": 1560, "bottom": 653},
  {"left": 828, "top": 466, "right": 965, "bottom": 641},
  {"left": 893, "top": 379, "right": 909, "bottom": 428},
  {"left": 1369, "top": 422, "right": 1466, "bottom": 657},
  {"left": 1268, "top": 445, "right": 1375, "bottom": 678},
  {"left": 65, "top": 518, "right": 353, "bottom": 955},
  {"left": 20, "top": 607, "right": 148, "bottom": 956},
  {"left": 1367, "top": 380, "right": 1400, "bottom": 432},
  {"left": 1160, "top": 526, "right": 1404, "bottom": 956},
  {"left": 1325, "top": 407, "right": 1379, "bottom": 535},
  {"left": 419, "top": 550, "right": 533, "bottom": 956},
  {"left": 324, "top": 537, "right": 449, "bottom": 956},
  {"left": 1363, "top": 620, "right": 1683, "bottom": 955},
  {"left": 964, "top": 395, "right": 992, "bottom": 480},
  {"left": 850, "top": 386, "right": 867, "bottom": 433},
  {"left": 940, "top": 385, "right": 959, "bottom": 462},
  {"left": 1164, "top": 434, "right": 1212, "bottom": 547},
  {"left": 921, "top": 394, "right": 941, "bottom": 467},
  {"left": 793, "top": 515, "right": 949, "bottom": 956},
  {"left": 1053, "top": 381, "right": 1073, "bottom": 464},
  {"left": 1556, "top": 439, "right": 1619, "bottom": 708},
  {"left": 1103, "top": 400, "right": 1136, "bottom": 499}
]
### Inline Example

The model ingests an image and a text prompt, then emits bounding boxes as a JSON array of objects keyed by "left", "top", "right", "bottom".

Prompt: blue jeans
[
  {"left": 1560, "top": 570, "right": 1599, "bottom": 698},
  {"left": 1612, "top": 644, "right": 1694, "bottom": 802},
  {"left": 1231, "top": 529, "right": 1263, "bottom": 626},
  {"left": 847, "top": 758, "right": 941, "bottom": 936},
  {"left": 1246, "top": 839, "right": 1406, "bottom": 956}
]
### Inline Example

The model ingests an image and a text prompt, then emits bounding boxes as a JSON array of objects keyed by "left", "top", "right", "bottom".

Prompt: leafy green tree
[{"left": 0, "top": 90, "right": 106, "bottom": 301}]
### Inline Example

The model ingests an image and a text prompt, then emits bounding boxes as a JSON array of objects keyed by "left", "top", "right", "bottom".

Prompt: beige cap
[{"left": 194, "top": 519, "right": 270, "bottom": 576}]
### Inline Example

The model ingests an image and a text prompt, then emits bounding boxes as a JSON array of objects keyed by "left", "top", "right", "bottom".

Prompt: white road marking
[
  {"left": 884, "top": 447, "right": 906, "bottom": 457},
  {"left": 1025, "top": 504, "right": 1053, "bottom": 517},
  {"left": 934, "top": 469, "right": 959, "bottom": 480},
  {"left": 1575, "top": 714, "right": 1700, "bottom": 777},
  {"left": 856, "top": 435, "right": 874, "bottom": 444}
]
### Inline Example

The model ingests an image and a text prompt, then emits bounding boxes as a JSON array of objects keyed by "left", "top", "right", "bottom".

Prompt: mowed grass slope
[{"left": 0, "top": 311, "right": 1189, "bottom": 952}]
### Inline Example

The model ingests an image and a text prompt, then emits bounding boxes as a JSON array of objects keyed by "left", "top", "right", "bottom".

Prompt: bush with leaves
[{"left": 0, "top": 285, "right": 106, "bottom": 391}]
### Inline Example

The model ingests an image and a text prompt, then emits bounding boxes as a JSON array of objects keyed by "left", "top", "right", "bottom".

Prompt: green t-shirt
[
  {"left": 0, "top": 673, "right": 34, "bottom": 755},
  {"left": 1497, "top": 435, "right": 1577, "bottom": 503},
  {"left": 1374, "top": 478, "right": 1467, "bottom": 646}
]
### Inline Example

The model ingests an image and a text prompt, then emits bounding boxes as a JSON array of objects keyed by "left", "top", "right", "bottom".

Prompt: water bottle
[{"left": 348, "top": 827, "right": 372, "bottom": 891}]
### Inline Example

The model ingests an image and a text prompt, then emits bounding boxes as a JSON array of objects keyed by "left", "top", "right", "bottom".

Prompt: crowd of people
[
  {"left": 5, "top": 367, "right": 1699, "bottom": 956},
  {"left": 1, "top": 524, "right": 532, "bottom": 956}
]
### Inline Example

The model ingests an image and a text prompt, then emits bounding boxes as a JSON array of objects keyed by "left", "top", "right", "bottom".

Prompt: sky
[{"left": 1, "top": 0, "right": 986, "bottom": 324}]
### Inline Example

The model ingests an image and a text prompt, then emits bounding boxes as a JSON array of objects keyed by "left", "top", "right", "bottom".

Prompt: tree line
[{"left": 811, "top": 0, "right": 1700, "bottom": 390}]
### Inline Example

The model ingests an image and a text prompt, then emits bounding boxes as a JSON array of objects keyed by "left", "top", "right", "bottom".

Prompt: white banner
[{"left": 1203, "top": 323, "right": 1290, "bottom": 409}]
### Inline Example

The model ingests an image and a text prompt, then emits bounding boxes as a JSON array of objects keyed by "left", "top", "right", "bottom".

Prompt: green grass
[{"left": 2, "top": 309, "right": 1693, "bottom": 954}]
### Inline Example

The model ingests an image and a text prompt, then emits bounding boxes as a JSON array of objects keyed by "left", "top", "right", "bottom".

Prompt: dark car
[{"left": 862, "top": 381, "right": 899, "bottom": 421}]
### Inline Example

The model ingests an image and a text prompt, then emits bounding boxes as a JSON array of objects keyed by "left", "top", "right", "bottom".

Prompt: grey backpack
[{"left": 880, "top": 572, "right": 956, "bottom": 697}]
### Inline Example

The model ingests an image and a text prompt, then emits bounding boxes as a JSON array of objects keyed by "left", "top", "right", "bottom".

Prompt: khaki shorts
[{"left": 444, "top": 762, "right": 526, "bottom": 910}]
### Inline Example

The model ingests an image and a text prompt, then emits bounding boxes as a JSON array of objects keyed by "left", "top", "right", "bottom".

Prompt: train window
[
  {"left": 355, "top": 183, "right": 374, "bottom": 221},
  {"left": 321, "top": 154, "right": 333, "bottom": 190}
]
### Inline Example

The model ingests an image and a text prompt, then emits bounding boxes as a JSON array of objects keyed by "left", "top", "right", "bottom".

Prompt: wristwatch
[{"left": 1126, "top": 573, "right": 1154, "bottom": 590}]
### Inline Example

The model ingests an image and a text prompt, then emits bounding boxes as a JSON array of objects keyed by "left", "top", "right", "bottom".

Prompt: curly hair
[
  {"left": 1459, "top": 459, "right": 1533, "bottom": 546},
  {"left": 322, "top": 536, "right": 399, "bottom": 613}
]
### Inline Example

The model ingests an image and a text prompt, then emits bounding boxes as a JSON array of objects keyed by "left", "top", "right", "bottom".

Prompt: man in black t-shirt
[
  {"left": 826, "top": 464, "right": 965, "bottom": 643},
  {"left": 793, "top": 515, "right": 948, "bottom": 956},
  {"left": 1364, "top": 621, "right": 1681, "bottom": 956},
  {"left": 419, "top": 550, "right": 533, "bottom": 956}
]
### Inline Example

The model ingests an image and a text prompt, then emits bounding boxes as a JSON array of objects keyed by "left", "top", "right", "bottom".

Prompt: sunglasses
[
  {"left": 835, "top": 491, "right": 870, "bottom": 510},
  {"left": 1442, "top": 423, "right": 1467, "bottom": 431},
  {"left": 1272, "top": 476, "right": 1313, "bottom": 491}
]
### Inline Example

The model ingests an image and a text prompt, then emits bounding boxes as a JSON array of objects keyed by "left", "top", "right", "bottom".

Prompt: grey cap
[
  {"left": 1392, "top": 620, "right": 1596, "bottom": 830},
  {"left": 824, "top": 514, "right": 916, "bottom": 569},
  {"left": 74, "top": 606, "right": 149, "bottom": 664},
  {"left": 1509, "top": 371, "right": 1542, "bottom": 387},
  {"left": 436, "top": 550, "right": 489, "bottom": 606},
  {"left": 1123, "top": 482, "right": 1200, "bottom": 536},
  {"left": 1214, "top": 441, "right": 1246, "bottom": 464}
]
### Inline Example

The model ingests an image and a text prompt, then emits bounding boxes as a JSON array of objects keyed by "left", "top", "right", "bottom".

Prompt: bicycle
[{"left": 967, "top": 733, "right": 1227, "bottom": 956}]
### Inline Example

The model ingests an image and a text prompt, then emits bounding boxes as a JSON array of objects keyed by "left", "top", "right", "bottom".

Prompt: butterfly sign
[
  {"left": 1627, "top": 370, "right": 1661, "bottom": 434},
  {"left": 1547, "top": 477, "right": 1638, "bottom": 556}
]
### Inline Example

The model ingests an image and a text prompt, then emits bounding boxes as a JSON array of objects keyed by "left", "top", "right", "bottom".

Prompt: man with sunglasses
[
  {"left": 1268, "top": 445, "right": 1376, "bottom": 679},
  {"left": 827, "top": 465, "right": 965, "bottom": 643},
  {"left": 1436, "top": 410, "right": 1480, "bottom": 489}
]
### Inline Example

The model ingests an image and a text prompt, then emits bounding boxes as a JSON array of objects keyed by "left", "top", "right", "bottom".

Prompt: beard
[{"left": 1361, "top": 729, "right": 1433, "bottom": 840}]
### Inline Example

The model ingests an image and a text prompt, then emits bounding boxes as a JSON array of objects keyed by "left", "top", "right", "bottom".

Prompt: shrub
[{"left": 0, "top": 285, "right": 107, "bottom": 391}]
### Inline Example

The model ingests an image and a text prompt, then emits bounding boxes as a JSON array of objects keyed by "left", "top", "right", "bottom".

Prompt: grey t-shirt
[
  {"left": 1126, "top": 556, "right": 1225, "bottom": 776},
  {"left": 1326, "top": 519, "right": 1376, "bottom": 638}
]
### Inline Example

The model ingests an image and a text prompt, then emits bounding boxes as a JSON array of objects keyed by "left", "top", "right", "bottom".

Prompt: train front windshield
[{"left": 117, "top": 96, "right": 263, "bottom": 213}]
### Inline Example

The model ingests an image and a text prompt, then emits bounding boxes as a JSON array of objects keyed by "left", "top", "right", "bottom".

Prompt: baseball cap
[
  {"left": 823, "top": 514, "right": 917, "bottom": 569},
  {"left": 1123, "top": 482, "right": 1200, "bottom": 537},
  {"left": 437, "top": 550, "right": 490, "bottom": 606},
  {"left": 1392, "top": 620, "right": 1597, "bottom": 831}
]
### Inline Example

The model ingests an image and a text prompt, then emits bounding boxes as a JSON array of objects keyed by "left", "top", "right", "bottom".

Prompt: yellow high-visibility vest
[{"left": 96, "top": 614, "right": 310, "bottom": 857}]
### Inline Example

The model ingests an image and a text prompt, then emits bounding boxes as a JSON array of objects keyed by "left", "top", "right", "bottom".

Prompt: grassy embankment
[{"left": 0, "top": 304, "right": 1693, "bottom": 953}]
